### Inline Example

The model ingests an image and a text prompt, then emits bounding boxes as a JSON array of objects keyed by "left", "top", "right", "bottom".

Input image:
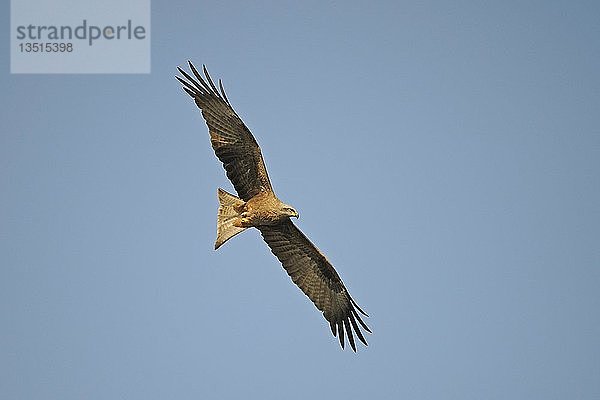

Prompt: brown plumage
[{"left": 176, "top": 61, "right": 371, "bottom": 351}]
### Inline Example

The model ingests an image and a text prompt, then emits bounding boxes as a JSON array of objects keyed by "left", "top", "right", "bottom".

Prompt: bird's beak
[{"left": 293, "top": 211, "right": 299, "bottom": 218}]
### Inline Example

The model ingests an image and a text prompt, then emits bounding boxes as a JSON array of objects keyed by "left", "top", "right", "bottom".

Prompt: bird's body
[
  {"left": 176, "top": 62, "right": 371, "bottom": 351},
  {"left": 215, "top": 188, "right": 297, "bottom": 248},
  {"left": 235, "top": 190, "right": 298, "bottom": 228}
]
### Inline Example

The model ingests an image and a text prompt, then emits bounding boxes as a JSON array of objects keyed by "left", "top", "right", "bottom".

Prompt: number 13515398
[{"left": 19, "top": 42, "right": 73, "bottom": 52}]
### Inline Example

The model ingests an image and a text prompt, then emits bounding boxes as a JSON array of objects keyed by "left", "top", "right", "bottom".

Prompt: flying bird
[{"left": 176, "top": 62, "right": 371, "bottom": 351}]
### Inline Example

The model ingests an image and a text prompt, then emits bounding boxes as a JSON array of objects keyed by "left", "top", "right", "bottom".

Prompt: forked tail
[{"left": 215, "top": 188, "right": 247, "bottom": 250}]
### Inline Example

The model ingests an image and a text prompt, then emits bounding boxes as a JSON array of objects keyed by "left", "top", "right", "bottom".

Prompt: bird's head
[{"left": 281, "top": 204, "right": 299, "bottom": 219}]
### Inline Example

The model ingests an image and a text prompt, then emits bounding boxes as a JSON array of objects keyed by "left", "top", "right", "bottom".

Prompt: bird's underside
[
  {"left": 176, "top": 61, "right": 371, "bottom": 351},
  {"left": 214, "top": 188, "right": 297, "bottom": 249}
]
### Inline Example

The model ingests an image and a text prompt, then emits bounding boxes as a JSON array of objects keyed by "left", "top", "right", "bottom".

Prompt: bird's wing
[
  {"left": 176, "top": 62, "right": 273, "bottom": 201},
  {"left": 259, "top": 220, "right": 371, "bottom": 351}
]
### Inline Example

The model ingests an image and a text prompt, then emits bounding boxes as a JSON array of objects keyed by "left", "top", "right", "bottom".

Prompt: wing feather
[
  {"left": 259, "top": 220, "right": 371, "bottom": 351},
  {"left": 177, "top": 62, "right": 273, "bottom": 201}
]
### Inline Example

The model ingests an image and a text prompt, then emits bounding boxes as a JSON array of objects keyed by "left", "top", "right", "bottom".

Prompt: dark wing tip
[
  {"left": 344, "top": 319, "right": 357, "bottom": 352},
  {"left": 202, "top": 64, "right": 221, "bottom": 96},
  {"left": 349, "top": 312, "right": 368, "bottom": 346},
  {"left": 329, "top": 301, "right": 372, "bottom": 351},
  {"left": 180, "top": 62, "right": 231, "bottom": 106},
  {"left": 351, "top": 306, "right": 372, "bottom": 334},
  {"left": 219, "top": 79, "right": 232, "bottom": 106},
  {"left": 350, "top": 296, "right": 369, "bottom": 317},
  {"left": 177, "top": 61, "right": 238, "bottom": 114},
  {"left": 337, "top": 321, "right": 345, "bottom": 349}
]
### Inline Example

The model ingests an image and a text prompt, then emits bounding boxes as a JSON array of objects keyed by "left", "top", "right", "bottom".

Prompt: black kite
[{"left": 176, "top": 62, "right": 371, "bottom": 351}]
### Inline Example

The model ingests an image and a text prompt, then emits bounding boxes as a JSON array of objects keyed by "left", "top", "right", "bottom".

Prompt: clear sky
[{"left": 2, "top": 1, "right": 599, "bottom": 399}]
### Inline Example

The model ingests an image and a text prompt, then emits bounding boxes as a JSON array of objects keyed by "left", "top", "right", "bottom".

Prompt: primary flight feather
[{"left": 176, "top": 62, "right": 371, "bottom": 351}]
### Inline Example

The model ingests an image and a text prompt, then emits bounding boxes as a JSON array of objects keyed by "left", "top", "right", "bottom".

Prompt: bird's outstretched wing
[
  {"left": 176, "top": 62, "right": 273, "bottom": 201},
  {"left": 259, "top": 220, "right": 372, "bottom": 351}
]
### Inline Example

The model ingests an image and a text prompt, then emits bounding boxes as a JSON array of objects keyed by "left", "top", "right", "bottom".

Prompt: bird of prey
[{"left": 176, "top": 62, "right": 371, "bottom": 351}]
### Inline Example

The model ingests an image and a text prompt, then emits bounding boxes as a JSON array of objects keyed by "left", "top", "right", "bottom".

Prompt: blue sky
[{"left": 2, "top": 1, "right": 599, "bottom": 399}]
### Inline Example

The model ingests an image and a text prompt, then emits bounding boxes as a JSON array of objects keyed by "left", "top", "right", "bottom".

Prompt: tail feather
[{"left": 215, "top": 188, "right": 247, "bottom": 249}]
